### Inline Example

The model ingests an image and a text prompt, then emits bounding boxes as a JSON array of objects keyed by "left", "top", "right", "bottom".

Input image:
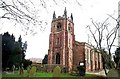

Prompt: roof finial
[
  {"left": 64, "top": 7, "right": 67, "bottom": 17},
  {"left": 53, "top": 11, "right": 56, "bottom": 19},
  {"left": 71, "top": 13, "right": 73, "bottom": 21}
]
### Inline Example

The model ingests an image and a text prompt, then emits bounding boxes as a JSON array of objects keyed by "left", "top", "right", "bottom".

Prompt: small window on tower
[
  {"left": 57, "top": 38, "right": 59, "bottom": 45},
  {"left": 68, "top": 27, "right": 71, "bottom": 31},
  {"left": 69, "top": 38, "right": 70, "bottom": 48},
  {"left": 56, "top": 37, "right": 60, "bottom": 46},
  {"left": 68, "top": 23, "right": 71, "bottom": 32},
  {"left": 57, "top": 23, "right": 62, "bottom": 32}
]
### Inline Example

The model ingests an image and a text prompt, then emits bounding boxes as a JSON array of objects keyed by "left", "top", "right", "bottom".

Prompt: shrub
[
  {"left": 70, "top": 71, "right": 77, "bottom": 76},
  {"left": 107, "top": 68, "right": 120, "bottom": 77}
]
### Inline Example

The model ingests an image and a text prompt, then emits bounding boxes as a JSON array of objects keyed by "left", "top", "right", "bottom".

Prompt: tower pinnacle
[
  {"left": 71, "top": 13, "right": 73, "bottom": 21},
  {"left": 64, "top": 7, "right": 67, "bottom": 17},
  {"left": 53, "top": 11, "right": 56, "bottom": 19}
]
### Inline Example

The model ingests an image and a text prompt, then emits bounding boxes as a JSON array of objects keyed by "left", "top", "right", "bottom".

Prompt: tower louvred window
[{"left": 57, "top": 23, "right": 62, "bottom": 31}]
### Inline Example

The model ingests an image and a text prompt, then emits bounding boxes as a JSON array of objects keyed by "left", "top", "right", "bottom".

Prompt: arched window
[
  {"left": 57, "top": 23, "right": 62, "bottom": 31},
  {"left": 56, "top": 53, "right": 60, "bottom": 64}
]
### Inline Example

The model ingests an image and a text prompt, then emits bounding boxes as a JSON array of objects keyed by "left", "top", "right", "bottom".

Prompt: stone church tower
[
  {"left": 48, "top": 8, "right": 75, "bottom": 71},
  {"left": 48, "top": 8, "right": 103, "bottom": 72}
]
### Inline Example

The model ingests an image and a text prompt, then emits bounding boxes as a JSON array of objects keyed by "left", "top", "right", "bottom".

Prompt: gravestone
[
  {"left": 19, "top": 64, "right": 24, "bottom": 75},
  {"left": 12, "top": 65, "right": 15, "bottom": 74},
  {"left": 53, "top": 66, "right": 61, "bottom": 77},
  {"left": 28, "top": 66, "right": 37, "bottom": 77},
  {"left": 27, "top": 65, "right": 31, "bottom": 73},
  {"left": 107, "top": 68, "right": 120, "bottom": 77}
]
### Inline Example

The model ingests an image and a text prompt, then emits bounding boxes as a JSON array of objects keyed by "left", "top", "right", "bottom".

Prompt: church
[{"left": 48, "top": 8, "right": 103, "bottom": 72}]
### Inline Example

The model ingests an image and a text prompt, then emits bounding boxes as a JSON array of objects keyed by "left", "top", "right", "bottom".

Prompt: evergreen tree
[
  {"left": 2, "top": 32, "right": 28, "bottom": 70},
  {"left": 42, "top": 54, "right": 48, "bottom": 64},
  {"left": 114, "top": 47, "right": 120, "bottom": 70},
  {"left": 2, "top": 32, "right": 15, "bottom": 70}
]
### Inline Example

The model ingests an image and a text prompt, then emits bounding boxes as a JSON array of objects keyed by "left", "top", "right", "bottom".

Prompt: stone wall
[
  {"left": 73, "top": 41, "right": 103, "bottom": 72},
  {"left": 73, "top": 41, "right": 85, "bottom": 71}
]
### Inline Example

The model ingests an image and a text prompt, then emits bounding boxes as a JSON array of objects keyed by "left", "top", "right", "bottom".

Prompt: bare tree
[
  {"left": 0, "top": 0, "right": 46, "bottom": 35},
  {"left": 87, "top": 18, "right": 109, "bottom": 50},
  {"left": 86, "top": 16, "right": 119, "bottom": 75},
  {"left": 0, "top": 0, "right": 82, "bottom": 34},
  {"left": 0, "top": 0, "right": 41, "bottom": 24},
  {"left": 105, "top": 21, "right": 119, "bottom": 57},
  {"left": 106, "top": 14, "right": 120, "bottom": 55},
  {"left": 87, "top": 18, "right": 108, "bottom": 75}
]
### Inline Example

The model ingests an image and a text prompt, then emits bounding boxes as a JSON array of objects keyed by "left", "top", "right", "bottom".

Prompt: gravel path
[{"left": 86, "top": 69, "right": 109, "bottom": 76}]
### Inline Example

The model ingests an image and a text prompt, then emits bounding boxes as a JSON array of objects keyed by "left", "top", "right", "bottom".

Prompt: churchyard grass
[
  {"left": 2, "top": 70, "right": 73, "bottom": 77},
  {"left": 2, "top": 70, "right": 104, "bottom": 77}
]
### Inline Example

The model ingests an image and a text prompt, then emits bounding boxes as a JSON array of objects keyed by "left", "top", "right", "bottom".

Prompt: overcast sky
[{"left": 0, "top": 0, "right": 120, "bottom": 59}]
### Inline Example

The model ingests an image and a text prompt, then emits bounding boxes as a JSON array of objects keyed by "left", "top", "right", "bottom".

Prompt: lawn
[
  {"left": 2, "top": 70, "right": 105, "bottom": 78},
  {"left": 2, "top": 70, "right": 74, "bottom": 77}
]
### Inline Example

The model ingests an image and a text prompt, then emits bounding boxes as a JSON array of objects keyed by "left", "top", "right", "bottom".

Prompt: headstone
[
  {"left": 27, "top": 65, "right": 31, "bottom": 73},
  {"left": 12, "top": 65, "right": 15, "bottom": 74},
  {"left": 19, "top": 64, "right": 24, "bottom": 75},
  {"left": 19, "top": 67, "right": 24, "bottom": 75},
  {"left": 107, "top": 68, "right": 120, "bottom": 77},
  {"left": 53, "top": 66, "right": 61, "bottom": 77},
  {"left": 29, "top": 66, "right": 37, "bottom": 77}
]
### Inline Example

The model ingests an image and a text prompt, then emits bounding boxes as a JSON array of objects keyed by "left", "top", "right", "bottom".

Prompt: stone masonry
[{"left": 48, "top": 8, "right": 103, "bottom": 72}]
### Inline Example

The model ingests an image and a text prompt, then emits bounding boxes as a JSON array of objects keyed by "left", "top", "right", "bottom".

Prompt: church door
[{"left": 56, "top": 53, "right": 60, "bottom": 64}]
